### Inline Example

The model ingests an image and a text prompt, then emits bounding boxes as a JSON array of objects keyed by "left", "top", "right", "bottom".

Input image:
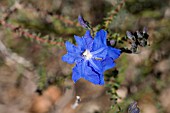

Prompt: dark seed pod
[
  {"left": 142, "top": 27, "right": 149, "bottom": 40},
  {"left": 128, "top": 101, "right": 140, "bottom": 113},
  {"left": 136, "top": 31, "right": 143, "bottom": 39},
  {"left": 139, "top": 39, "right": 147, "bottom": 47},
  {"left": 143, "top": 27, "right": 147, "bottom": 34},
  {"left": 126, "top": 31, "right": 136, "bottom": 41},
  {"left": 131, "top": 42, "right": 138, "bottom": 53},
  {"left": 125, "top": 27, "right": 149, "bottom": 53}
]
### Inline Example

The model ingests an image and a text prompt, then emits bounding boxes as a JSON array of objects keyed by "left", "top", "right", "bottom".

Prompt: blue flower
[{"left": 62, "top": 30, "right": 121, "bottom": 85}]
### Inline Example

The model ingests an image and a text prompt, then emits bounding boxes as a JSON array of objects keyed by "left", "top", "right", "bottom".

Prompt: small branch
[
  {"left": 103, "top": 0, "right": 127, "bottom": 29},
  {"left": 0, "top": 20, "right": 65, "bottom": 46}
]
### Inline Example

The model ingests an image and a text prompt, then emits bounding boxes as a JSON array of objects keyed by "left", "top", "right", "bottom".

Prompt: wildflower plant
[
  {"left": 61, "top": 14, "right": 149, "bottom": 112},
  {"left": 62, "top": 29, "right": 121, "bottom": 85},
  {"left": 62, "top": 14, "right": 149, "bottom": 85}
]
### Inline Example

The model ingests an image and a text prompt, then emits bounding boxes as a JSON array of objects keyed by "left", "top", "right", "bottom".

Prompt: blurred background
[{"left": 0, "top": 0, "right": 170, "bottom": 113}]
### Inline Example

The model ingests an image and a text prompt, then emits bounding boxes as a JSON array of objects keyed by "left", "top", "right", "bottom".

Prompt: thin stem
[{"left": 0, "top": 20, "right": 64, "bottom": 46}]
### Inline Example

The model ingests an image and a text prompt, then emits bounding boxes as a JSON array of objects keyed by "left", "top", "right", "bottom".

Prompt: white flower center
[{"left": 83, "top": 50, "right": 92, "bottom": 60}]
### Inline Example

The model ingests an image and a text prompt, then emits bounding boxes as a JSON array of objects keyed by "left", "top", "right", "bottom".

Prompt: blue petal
[
  {"left": 72, "top": 60, "right": 104, "bottom": 85},
  {"left": 102, "top": 57, "right": 116, "bottom": 71},
  {"left": 84, "top": 63, "right": 104, "bottom": 85},
  {"left": 89, "top": 59, "right": 103, "bottom": 72},
  {"left": 107, "top": 47, "right": 121, "bottom": 60},
  {"left": 82, "top": 30, "right": 93, "bottom": 50},
  {"left": 72, "top": 60, "right": 86, "bottom": 83},
  {"left": 84, "top": 72, "right": 104, "bottom": 85},
  {"left": 62, "top": 54, "right": 74, "bottom": 64},
  {"left": 74, "top": 30, "right": 93, "bottom": 50},
  {"left": 62, "top": 53, "right": 82, "bottom": 64},
  {"left": 65, "top": 41, "right": 81, "bottom": 54},
  {"left": 91, "top": 47, "right": 108, "bottom": 59},
  {"left": 74, "top": 35, "right": 85, "bottom": 51},
  {"left": 92, "top": 29, "right": 107, "bottom": 51},
  {"left": 72, "top": 63, "right": 82, "bottom": 83}
]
